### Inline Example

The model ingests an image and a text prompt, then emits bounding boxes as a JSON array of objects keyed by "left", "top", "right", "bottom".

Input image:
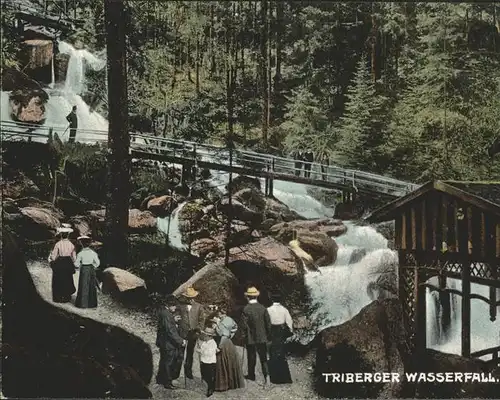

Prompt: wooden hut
[{"left": 366, "top": 180, "right": 500, "bottom": 368}]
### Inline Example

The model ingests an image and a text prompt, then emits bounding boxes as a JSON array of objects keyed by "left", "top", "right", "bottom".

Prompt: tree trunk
[
  {"left": 371, "top": 2, "right": 377, "bottom": 84},
  {"left": 260, "top": 0, "right": 269, "bottom": 146},
  {"left": 267, "top": 0, "right": 272, "bottom": 128},
  {"left": 226, "top": 5, "right": 234, "bottom": 140},
  {"left": 274, "top": 0, "right": 282, "bottom": 97},
  {"left": 195, "top": 2, "right": 201, "bottom": 95},
  {"left": 104, "top": 0, "right": 130, "bottom": 268}
]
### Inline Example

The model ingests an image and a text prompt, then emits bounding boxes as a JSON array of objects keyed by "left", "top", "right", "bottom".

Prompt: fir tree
[{"left": 336, "top": 56, "right": 390, "bottom": 172}]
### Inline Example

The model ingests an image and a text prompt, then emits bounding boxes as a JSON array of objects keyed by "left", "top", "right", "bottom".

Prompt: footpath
[{"left": 27, "top": 262, "right": 317, "bottom": 399}]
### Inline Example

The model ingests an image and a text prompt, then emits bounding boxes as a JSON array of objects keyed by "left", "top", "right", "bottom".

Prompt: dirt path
[{"left": 27, "top": 262, "right": 318, "bottom": 400}]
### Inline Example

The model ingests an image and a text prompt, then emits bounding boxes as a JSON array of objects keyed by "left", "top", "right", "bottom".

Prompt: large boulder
[
  {"left": 101, "top": 267, "right": 149, "bottom": 307},
  {"left": 263, "top": 196, "right": 304, "bottom": 222},
  {"left": 102, "top": 267, "right": 147, "bottom": 293},
  {"left": 0, "top": 168, "right": 40, "bottom": 199},
  {"left": 146, "top": 195, "right": 178, "bottom": 217},
  {"left": 269, "top": 218, "right": 347, "bottom": 241},
  {"left": 2, "top": 228, "right": 152, "bottom": 398},
  {"left": 128, "top": 209, "right": 157, "bottom": 233},
  {"left": 227, "top": 175, "right": 261, "bottom": 193},
  {"left": 9, "top": 88, "right": 49, "bottom": 124},
  {"left": 295, "top": 231, "right": 338, "bottom": 267},
  {"left": 219, "top": 198, "right": 263, "bottom": 226},
  {"left": 410, "top": 350, "right": 500, "bottom": 398},
  {"left": 88, "top": 209, "right": 157, "bottom": 233},
  {"left": 315, "top": 299, "right": 407, "bottom": 399},
  {"left": 5, "top": 206, "right": 62, "bottom": 241},
  {"left": 190, "top": 238, "right": 221, "bottom": 259},
  {"left": 173, "top": 262, "right": 241, "bottom": 313},
  {"left": 227, "top": 237, "right": 300, "bottom": 276}
]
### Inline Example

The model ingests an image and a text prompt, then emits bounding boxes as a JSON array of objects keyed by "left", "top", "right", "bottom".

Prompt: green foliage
[
  {"left": 336, "top": 57, "right": 391, "bottom": 171},
  {"left": 127, "top": 234, "right": 201, "bottom": 298},
  {"left": 280, "top": 87, "right": 337, "bottom": 160}
]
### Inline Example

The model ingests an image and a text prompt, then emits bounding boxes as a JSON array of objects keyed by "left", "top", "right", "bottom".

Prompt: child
[{"left": 195, "top": 327, "right": 219, "bottom": 397}]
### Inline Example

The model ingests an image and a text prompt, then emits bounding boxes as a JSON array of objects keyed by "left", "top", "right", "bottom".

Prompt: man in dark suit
[
  {"left": 66, "top": 106, "right": 78, "bottom": 143},
  {"left": 177, "top": 286, "right": 205, "bottom": 379},
  {"left": 156, "top": 297, "right": 186, "bottom": 389},
  {"left": 241, "top": 286, "right": 272, "bottom": 384},
  {"left": 303, "top": 150, "right": 314, "bottom": 178}
]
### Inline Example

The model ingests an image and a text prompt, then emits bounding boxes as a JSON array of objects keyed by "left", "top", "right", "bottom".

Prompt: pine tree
[{"left": 336, "top": 56, "right": 390, "bottom": 172}]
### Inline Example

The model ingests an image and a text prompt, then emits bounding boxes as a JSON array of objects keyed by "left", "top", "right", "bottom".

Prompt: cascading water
[
  {"left": 426, "top": 275, "right": 500, "bottom": 359},
  {"left": 1, "top": 41, "right": 108, "bottom": 142},
  {"left": 157, "top": 201, "right": 188, "bottom": 250},
  {"left": 304, "top": 224, "right": 398, "bottom": 341}
]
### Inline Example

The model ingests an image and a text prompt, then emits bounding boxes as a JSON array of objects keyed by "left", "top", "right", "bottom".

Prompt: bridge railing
[
  {"left": 130, "top": 132, "right": 417, "bottom": 196},
  {"left": 1, "top": 120, "right": 419, "bottom": 196}
]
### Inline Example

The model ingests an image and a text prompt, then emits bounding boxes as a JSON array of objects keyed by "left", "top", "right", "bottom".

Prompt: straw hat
[
  {"left": 182, "top": 286, "right": 199, "bottom": 298},
  {"left": 202, "top": 327, "right": 216, "bottom": 336},
  {"left": 245, "top": 287, "right": 260, "bottom": 297},
  {"left": 56, "top": 224, "right": 73, "bottom": 234},
  {"left": 78, "top": 235, "right": 91, "bottom": 240}
]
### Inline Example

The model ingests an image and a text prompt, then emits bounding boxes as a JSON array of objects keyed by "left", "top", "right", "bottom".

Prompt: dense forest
[{"left": 3, "top": 1, "right": 500, "bottom": 183}]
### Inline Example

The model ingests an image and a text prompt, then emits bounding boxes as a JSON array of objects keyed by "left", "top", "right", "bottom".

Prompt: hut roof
[{"left": 366, "top": 180, "right": 500, "bottom": 223}]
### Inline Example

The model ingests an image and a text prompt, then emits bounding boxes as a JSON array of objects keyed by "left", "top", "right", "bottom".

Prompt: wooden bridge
[{"left": 1, "top": 120, "right": 420, "bottom": 199}]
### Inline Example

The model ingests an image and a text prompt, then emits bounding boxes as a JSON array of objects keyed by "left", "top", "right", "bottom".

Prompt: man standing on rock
[
  {"left": 156, "top": 297, "right": 186, "bottom": 389},
  {"left": 241, "top": 286, "right": 272, "bottom": 385},
  {"left": 66, "top": 105, "right": 78, "bottom": 143},
  {"left": 178, "top": 286, "right": 205, "bottom": 379}
]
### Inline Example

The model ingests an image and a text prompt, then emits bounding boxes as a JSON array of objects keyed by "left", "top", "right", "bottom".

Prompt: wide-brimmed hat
[
  {"left": 56, "top": 224, "right": 73, "bottom": 234},
  {"left": 245, "top": 287, "right": 260, "bottom": 297},
  {"left": 202, "top": 327, "right": 216, "bottom": 336},
  {"left": 182, "top": 286, "right": 199, "bottom": 298},
  {"left": 78, "top": 235, "right": 91, "bottom": 240}
]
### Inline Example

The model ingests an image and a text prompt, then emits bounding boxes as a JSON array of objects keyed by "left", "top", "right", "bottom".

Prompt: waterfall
[
  {"left": 0, "top": 41, "right": 108, "bottom": 142},
  {"left": 303, "top": 224, "right": 397, "bottom": 342},
  {"left": 157, "top": 201, "right": 188, "bottom": 251},
  {"left": 427, "top": 276, "right": 500, "bottom": 359}
]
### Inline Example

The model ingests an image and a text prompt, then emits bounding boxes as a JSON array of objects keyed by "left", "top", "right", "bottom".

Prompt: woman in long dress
[
  {"left": 267, "top": 293, "right": 293, "bottom": 384},
  {"left": 74, "top": 235, "right": 100, "bottom": 308},
  {"left": 213, "top": 308, "right": 245, "bottom": 392},
  {"left": 48, "top": 224, "right": 76, "bottom": 303}
]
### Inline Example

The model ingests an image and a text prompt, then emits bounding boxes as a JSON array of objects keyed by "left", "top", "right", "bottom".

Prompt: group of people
[
  {"left": 156, "top": 286, "right": 294, "bottom": 397},
  {"left": 48, "top": 223, "right": 100, "bottom": 308},
  {"left": 292, "top": 150, "right": 330, "bottom": 180},
  {"left": 293, "top": 150, "right": 314, "bottom": 178}
]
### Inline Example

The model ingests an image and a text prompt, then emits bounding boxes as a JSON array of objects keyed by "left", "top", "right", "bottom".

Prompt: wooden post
[
  {"left": 458, "top": 204, "right": 471, "bottom": 357},
  {"left": 461, "top": 262, "right": 471, "bottom": 357},
  {"left": 268, "top": 157, "right": 274, "bottom": 197},
  {"left": 415, "top": 265, "right": 427, "bottom": 352},
  {"left": 485, "top": 217, "right": 497, "bottom": 322},
  {"left": 224, "top": 145, "right": 234, "bottom": 267}
]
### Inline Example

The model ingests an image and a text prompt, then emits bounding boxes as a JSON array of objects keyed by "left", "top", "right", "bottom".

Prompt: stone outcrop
[
  {"left": 4, "top": 205, "right": 62, "bottom": 241},
  {"left": 9, "top": 88, "right": 49, "bottom": 124},
  {"left": 2, "top": 228, "right": 152, "bottom": 399},
  {"left": 269, "top": 218, "right": 347, "bottom": 241},
  {"left": 89, "top": 209, "right": 157, "bottom": 233},
  {"left": 190, "top": 238, "right": 221, "bottom": 259},
  {"left": 102, "top": 267, "right": 148, "bottom": 307},
  {"left": 227, "top": 237, "right": 300, "bottom": 276},
  {"left": 146, "top": 195, "right": 178, "bottom": 217},
  {"left": 1, "top": 168, "right": 40, "bottom": 199},
  {"left": 219, "top": 198, "right": 263, "bottom": 226},
  {"left": 315, "top": 299, "right": 407, "bottom": 399},
  {"left": 411, "top": 349, "right": 500, "bottom": 398},
  {"left": 173, "top": 262, "right": 241, "bottom": 312}
]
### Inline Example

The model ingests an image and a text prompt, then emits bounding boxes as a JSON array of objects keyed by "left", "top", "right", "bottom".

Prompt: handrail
[{"left": 1, "top": 119, "right": 419, "bottom": 196}]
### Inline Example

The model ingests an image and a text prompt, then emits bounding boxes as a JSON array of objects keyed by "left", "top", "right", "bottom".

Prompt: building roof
[{"left": 365, "top": 180, "right": 500, "bottom": 223}]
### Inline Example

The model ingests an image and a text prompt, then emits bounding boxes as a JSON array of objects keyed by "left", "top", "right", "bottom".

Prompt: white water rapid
[
  {"left": 157, "top": 201, "right": 188, "bottom": 250},
  {"left": 1, "top": 41, "right": 108, "bottom": 142},
  {"left": 426, "top": 276, "right": 500, "bottom": 359}
]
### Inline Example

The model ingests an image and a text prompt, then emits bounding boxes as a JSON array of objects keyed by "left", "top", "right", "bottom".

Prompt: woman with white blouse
[{"left": 74, "top": 235, "right": 100, "bottom": 308}]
